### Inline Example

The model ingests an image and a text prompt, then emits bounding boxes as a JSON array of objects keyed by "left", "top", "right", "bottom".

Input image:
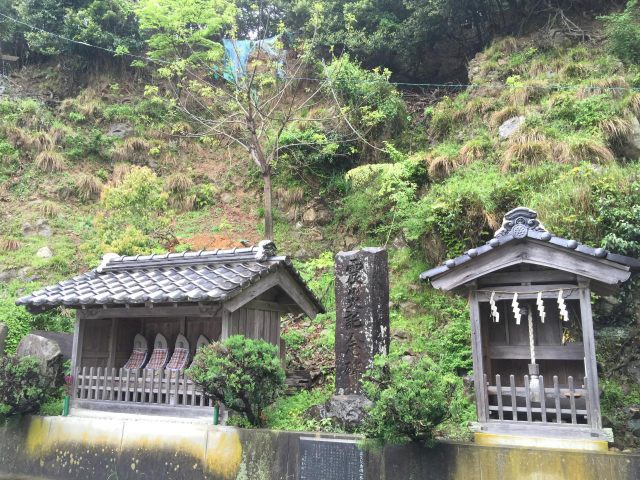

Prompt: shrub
[
  {"left": 362, "top": 355, "right": 458, "bottom": 445},
  {"left": 75, "top": 173, "right": 104, "bottom": 201},
  {"left": 602, "top": 0, "right": 640, "bottom": 65},
  {"left": 187, "top": 335, "right": 285, "bottom": 427},
  {"left": 0, "top": 355, "right": 59, "bottom": 417},
  {"left": 95, "top": 166, "right": 173, "bottom": 254}
]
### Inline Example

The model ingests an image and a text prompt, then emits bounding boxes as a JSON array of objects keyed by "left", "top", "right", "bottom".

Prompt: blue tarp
[{"left": 222, "top": 36, "right": 285, "bottom": 82}]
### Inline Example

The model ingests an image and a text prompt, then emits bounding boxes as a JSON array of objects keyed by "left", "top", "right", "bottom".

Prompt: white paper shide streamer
[
  {"left": 490, "top": 291, "right": 500, "bottom": 323},
  {"left": 512, "top": 292, "right": 521, "bottom": 325},
  {"left": 536, "top": 291, "right": 545, "bottom": 324},
  {"left": 557, "top": 289, "right": 569, "bottom": 322}
]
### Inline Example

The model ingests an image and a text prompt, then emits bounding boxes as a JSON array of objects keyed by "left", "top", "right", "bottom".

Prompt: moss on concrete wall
[{"left": 0, "top": 416, "right": 638, "bottom": 480}]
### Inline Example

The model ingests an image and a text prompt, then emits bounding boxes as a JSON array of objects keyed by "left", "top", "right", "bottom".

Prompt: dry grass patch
[
  {"left": 112, "top": 163, "right": 133, "bottom": 186},
  {"left": 165, "top": 173, "right": 194, "bottom": 193},
  {"left": 577, "top": 77, "right": 629, "bottom": 99},
  {"left": 489, "top": 106, "right": 521, "bottom": 127},
  {"left": 501, "top": 132, "right": 553, "bottom": 171},
  {"left": 563, "top": 136, "right": 614, "bottom": 164},
  {"left": 0, "top": 238, "right": 21, "bottom": 252},
  {"left": 274, "top": 186, "right": 305, "bottom": 210},
  {"left": 600, "top": 116, "right": 633, "bottom": 141},
  {"left": 111, "top": 137, "right": 151, "bottom": 163},
  {"left": 75, "top": 173, "right": 104, "bottom": 200},
  {"left": 38, "top": 200, "right": 62, "bottom": 218},
  {"left": 35, "top": 150, "right": 65, "bottom": 172}
]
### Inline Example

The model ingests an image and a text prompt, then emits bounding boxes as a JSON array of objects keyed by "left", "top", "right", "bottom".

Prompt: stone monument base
[{"left": 311, "top": 395, "right": 372, "bottom": 431}]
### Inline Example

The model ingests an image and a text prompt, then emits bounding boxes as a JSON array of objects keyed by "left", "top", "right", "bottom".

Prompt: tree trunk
[{"left": 262, "top": 166, "right": 274, "bottom": 240}]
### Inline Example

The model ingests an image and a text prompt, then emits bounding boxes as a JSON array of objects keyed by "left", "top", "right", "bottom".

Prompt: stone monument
[
  {"left": 335, "top": 247, "right": 390, "bottom": 394},
  {"left": 313, "top": 247, "right": 390, "bottom": 429}
]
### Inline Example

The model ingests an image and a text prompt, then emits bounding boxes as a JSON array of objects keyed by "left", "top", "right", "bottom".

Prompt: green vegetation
[
  {"left": 0, "top": 0, "right": 639, "bottom": 450},
  {"left": 187, "top": 336, "right": 286, "bottom": 427},
  {"left": 0, "top": 355, "right": 59, "bottom": 417},
  {"left": 362, "top": 355, "right": 462, "bottom": 445}
]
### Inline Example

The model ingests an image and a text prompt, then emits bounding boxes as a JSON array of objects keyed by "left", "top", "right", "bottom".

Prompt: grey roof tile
[{"left": 17, "top": 240, "right": 324, "bottom": 314}]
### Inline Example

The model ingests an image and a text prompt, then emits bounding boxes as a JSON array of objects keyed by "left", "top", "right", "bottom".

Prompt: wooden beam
[
  {"left": 477, "top": 284, "right": 581, "bottom": 301},
  {"left": 469, "top": 290, "right": 488, "bottom": 423},
  {"left": 243, "top": 299, "right": 291, "bottom": 312},
  {"left": 578, "top": 282, "right": 602, "bottom": 430},
  {"left": 77, "top": 304, "right": 220, "bottom": 319},
  {"left": 488, "top": 344, "right": 584, "bottom": 360},
  {"left": 478, "top": 270, "right": 577, "bottom": 286}
]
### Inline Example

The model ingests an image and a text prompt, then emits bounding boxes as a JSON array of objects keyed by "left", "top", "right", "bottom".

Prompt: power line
[{"left": 2, "top": 11, "right": 640, "bottom": 93}]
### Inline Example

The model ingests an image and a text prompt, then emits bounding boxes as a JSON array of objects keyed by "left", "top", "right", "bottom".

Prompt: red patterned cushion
[
  {"left": 166, "top": 348, "right": 189, "bottom": 371},
  {"left": 123, "top": 349, "right": 147, "bottom": 370},
  {"left": 145, "top": 348, "right": 168, "bottom": 370}
]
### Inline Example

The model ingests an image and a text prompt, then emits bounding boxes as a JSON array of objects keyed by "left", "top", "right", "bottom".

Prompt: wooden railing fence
[
  {"left": 483, "top": 374, "right": 589, "bottom": 425},
  {"left": 74, "top": 367, "right": 213, "bottom": 408}
]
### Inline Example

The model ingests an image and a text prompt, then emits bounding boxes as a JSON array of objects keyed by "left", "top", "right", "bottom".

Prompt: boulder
[
  {"left": 36, "top": 246, "right": 53, "bottom": 258},
  {"left": 302, "top": 205, "right": 332, "bottom": 226},
  {"left": 35, "top": 219, "right": 52, "bottom": 238},
  {"left": 309, "top": 394, "right": 372, "bottom": 431},
  {"left": 220, "top": 192, "right": 234, "bottom": 204},
  {"left": 16, "top": 334, "right": 64, "bottom": 384},
  {"left": 498, "top": 116, "right": 525, "bottom": 139},
  {"left": 31, "top": 331, "right": 73, "bottom": 361},
  {"left": 0, "top": 322, "right": 7, "bottom": 353},
  {"left": 106, "top": 122, "right": 133, "bottom": 138}
]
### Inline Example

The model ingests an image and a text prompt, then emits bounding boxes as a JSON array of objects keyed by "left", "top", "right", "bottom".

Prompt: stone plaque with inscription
[
  {"left": 299, "top": 437, "right": 365, "bottom": 480},
  {"left": 334, "top": 247, "right": 390, "bottom": 395}
]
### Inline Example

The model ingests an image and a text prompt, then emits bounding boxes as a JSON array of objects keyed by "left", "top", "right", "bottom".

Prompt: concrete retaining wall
[{"left": 0, "top": 415, "right": 638, "bottom": 480}]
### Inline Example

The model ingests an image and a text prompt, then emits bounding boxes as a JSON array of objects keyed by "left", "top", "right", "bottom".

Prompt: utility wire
[{"left": 2, "top": 11, "right": 640, "bottom": 93}]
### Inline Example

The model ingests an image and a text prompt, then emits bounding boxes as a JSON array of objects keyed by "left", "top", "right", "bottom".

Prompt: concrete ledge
[{"left": 0, "top": 415, "right": 638, "bottom": 480}]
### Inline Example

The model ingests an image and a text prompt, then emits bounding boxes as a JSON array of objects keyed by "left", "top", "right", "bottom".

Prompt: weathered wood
[
  {"left": 243, "top": 299, "right": 290, "bottom": 312},
  {"left": 70, "top": 315, "right": 85, "bottom": 396},
  {"left": 554, "top": 376, "right": 561, "bottom": 424},
  {"left": 88, "top": 367, "right": 95, "bottom": 400},
  {"left": 469, "top": 290, "right": 487, "bottom": 422},
  {"left": 433, "top": 241, "right": 630, "bottom": 294},
  {"left": 539, "top": 375, "right": 547, "bottom": 423},
  {"left": 568, "top": 376, "right": 577, "bottom": 424},
  {"left": 478, "top": 270, "right": 577, "bottom": 286},
  {"left": 495, "top": 375, "right": 504, "bottom": 421},
  {"left": 487, "top": 344, "right": 584, "bottom": 360},
  {"left": 107, "top": 319, "right": 118, "bottom": 368},
  {"left": 221, "top": 310, "right": 231, "bottom": 340},
  {"left": 524, "top": 375, "right": 532, "bottom": 423},
  {"left": 578, "top": 284, "right": 602, "bottom": 430},
  {"left": 477, "top": 287, "right": 580, "bottom": 302},
  {"left": 117, "top": 368, "right": 124, "bottom": 401},
  {"left": 510, "top": 375, "right": 517, "bottom": 421},
  {"left": 77, "top": 304, "right": 220, "bottom": 320}
]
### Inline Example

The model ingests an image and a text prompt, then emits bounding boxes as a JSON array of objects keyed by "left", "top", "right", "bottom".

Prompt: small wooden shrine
[
  {"left": 17, "top": 241, "right": 323, "bottom": 419},
  {"left": 420, "top": 208, "right": 640, "bottom": 448}
]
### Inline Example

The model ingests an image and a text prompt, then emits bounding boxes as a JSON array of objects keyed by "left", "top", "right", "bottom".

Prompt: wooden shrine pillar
[
  {"left": 469, "top": 288, "right": 488, "bottom": 423},
  {"left": 578, "top": 280, "right": 602, "bottom": 430},
  {"left": 70, "top": 313, "right": 85, "bottom": 399}
]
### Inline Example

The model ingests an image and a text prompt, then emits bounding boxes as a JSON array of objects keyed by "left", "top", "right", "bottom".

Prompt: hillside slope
[{"left": 1, "top": 9, "right": 640, "bottom": 448}]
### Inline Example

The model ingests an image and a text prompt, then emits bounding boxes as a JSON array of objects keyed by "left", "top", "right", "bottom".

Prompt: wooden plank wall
[
  {"left": 229, "top": 308, "right": 280, "bottom": 345},
  {"left": 80, "top": 318, "right": 112, "bottom": 368}
]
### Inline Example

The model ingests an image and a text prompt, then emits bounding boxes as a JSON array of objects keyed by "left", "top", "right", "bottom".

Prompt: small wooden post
[
  {"left": 510, "top": 375, "right": 517, "bottom": 421},
  {"left": 524, "top": 375, "right": 532, "bottom": 423},
  {"left": 496, "top": 374, "right": 504, "bottom": 421},
  {"left": 539, "top": 375, "right": 547, "bottom": 423},
  {"left": 568, "top": 376, "right": 577, "bottom": 424},
  {"left": 553, "top": 376, "right": 561, "bottom": 424}
]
